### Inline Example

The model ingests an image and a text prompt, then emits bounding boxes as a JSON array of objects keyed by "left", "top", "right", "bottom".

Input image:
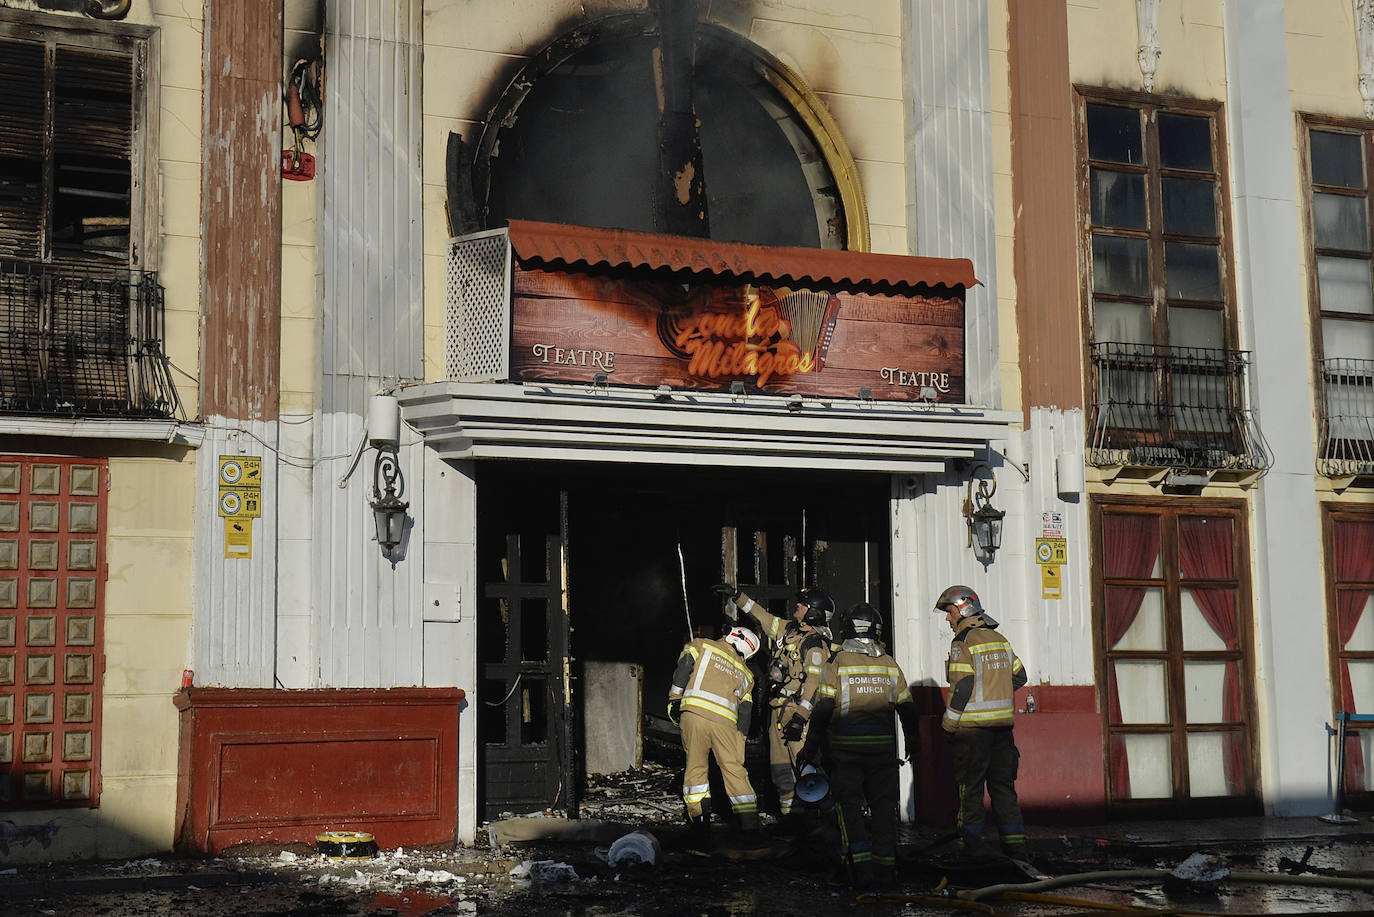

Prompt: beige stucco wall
[
  {"left": 419, "top": 0, "right": 911, "bottom": 381},
  {"left": 0, "top": 2, "right": 203, "bottom": 862},
  {"left": 1067, "top": 0, "right": 1226, "bottom": 97}
]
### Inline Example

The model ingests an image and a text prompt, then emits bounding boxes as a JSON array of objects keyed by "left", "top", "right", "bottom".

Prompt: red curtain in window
[
  {"left": 1179, "top": 517, "right": 1244, "bottom": 794},
  {"left": 1104, "top": 514, "right": 1161, "bottom": 798},
  {"left": 1333, "top": 520, "right": 1374, "bottom": 792}
]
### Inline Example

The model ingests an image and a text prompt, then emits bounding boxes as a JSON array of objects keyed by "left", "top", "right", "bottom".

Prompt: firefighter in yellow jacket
[
  {"left": 799, "top": 603, "right": 919, "bottom": 890},
  {"left": 668, "top": 624, "right": 763, "bottom": 848},
  {"left": 935, "top": 585, "right": 1028, "bottom": 857},
  {"left": 713, "top": 583, "right": 835, "bottom": 828}
]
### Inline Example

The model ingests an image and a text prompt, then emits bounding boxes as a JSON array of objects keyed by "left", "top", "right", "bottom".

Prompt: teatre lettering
[
  {"left": 879, "top": 367, "right": 950, "bottom": 391},
  {"left": 531, "top": 344, "right": 616, "bottom": 372}
]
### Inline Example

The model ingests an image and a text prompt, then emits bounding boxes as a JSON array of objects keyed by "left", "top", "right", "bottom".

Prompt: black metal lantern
[
  {"left": 369, "top": 446, "right": 409, "bottom": 559},
  {"left": 963, "top": 464, "right": 1004, "bottom": 559}
]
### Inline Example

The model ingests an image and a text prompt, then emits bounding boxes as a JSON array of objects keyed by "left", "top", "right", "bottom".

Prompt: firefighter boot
[{"left": 686, "top": 802, "right": 713, "bottom": 853}]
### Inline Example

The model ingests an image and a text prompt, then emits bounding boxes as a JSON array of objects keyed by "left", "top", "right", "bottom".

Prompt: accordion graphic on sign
[{"left": 769, "top": 287, "right": 843, "bottom": 371}]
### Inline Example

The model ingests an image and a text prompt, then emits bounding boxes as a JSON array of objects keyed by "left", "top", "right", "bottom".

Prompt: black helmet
[
  {"left": 842, "top": 602, "right": 883, "bottom": 641},
  {"left": 796, "top": 588, "right": 835, "bottom": 628}
]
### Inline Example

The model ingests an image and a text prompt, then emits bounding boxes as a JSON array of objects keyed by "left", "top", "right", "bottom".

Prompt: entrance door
[
  {"left": 477, "top": 485, "right": 575, "bottom": 821},
  {"left": 1094, "top": 497, "right": 1260, "bottom": 815}
]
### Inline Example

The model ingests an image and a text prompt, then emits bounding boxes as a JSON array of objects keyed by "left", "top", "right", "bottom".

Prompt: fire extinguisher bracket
[{"left": 281, "top": 149, "right": 316, "bottom": 181}]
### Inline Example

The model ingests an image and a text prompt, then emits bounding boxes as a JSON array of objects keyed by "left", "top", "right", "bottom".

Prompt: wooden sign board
[{"left": 509, "top": 267, "right": 965, "bottom": 402}]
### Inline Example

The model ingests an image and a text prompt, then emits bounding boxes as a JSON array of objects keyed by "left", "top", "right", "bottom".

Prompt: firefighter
[
  {"left": 713, "top": 583, "right": 835, "bottom": 831},
  {"left": 798, "top": 602, "right": 919, "bottom": 890},
  {"left": 667, "top": 623, "right": 764, "bottom": 850},
  {"left": 934, "top": 584, "right": 1028, "bottom": 858}
]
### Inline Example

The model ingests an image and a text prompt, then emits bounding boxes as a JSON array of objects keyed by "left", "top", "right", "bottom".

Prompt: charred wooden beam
[{"left": 651, "top": 0, "right": 709, "bottom": 238}]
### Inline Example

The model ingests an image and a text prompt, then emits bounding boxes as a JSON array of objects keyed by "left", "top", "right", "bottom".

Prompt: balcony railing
[
  {"left": 1089, "top": 342, "right": 1271, "bottom": 477},
  {"left": 1319, "top": 357, "right": 1374, "bottom": 477},
  {"left": 0, "top": 260, "right": 179, "bottom": 418}
]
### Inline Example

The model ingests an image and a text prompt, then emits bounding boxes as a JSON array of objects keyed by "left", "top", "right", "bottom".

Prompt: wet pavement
[{"left": 1, "top": 765, "right": 1372, "bottom": 915}]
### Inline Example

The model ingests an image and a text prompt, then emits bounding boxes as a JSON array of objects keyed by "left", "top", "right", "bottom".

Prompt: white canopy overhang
[{"left": 400, "top": 381, "right": 1018, "bottom": 474}]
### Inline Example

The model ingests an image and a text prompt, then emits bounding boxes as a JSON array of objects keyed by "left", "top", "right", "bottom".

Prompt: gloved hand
[
  {"left": 668, "top": 700, "right": 682, "bottom": 725},
  {"left": 795, "top": 744, "right": 817, "bottom": 769},
  {"left": 780, "top": 712, "right": 806, "bottom": 743},
  {"left": 902, "top": 732, "right": 921, "bottom": 761},
  {"left": 711, "top": 583, "right": 740, "bottom": 601}
]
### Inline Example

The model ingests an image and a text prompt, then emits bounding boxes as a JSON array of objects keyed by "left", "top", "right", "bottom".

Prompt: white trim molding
[
  {"left": 0, "top": 417, "right": 204, "bottom": 446},
  {"left": 1137, "top": 0, "right": 1161, "bottom": 92},
  {"left": 399, "top": 382, "right": 1018, "bottom": 474}
]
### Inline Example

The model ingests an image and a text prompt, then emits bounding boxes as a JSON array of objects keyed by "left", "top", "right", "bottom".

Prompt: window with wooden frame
[
  {"left": 1077, "top": 91, "right": 1259, "bottom": 472},
  {"left": 1302, "top": 117, "right": 1374, "bottom": 476},
  {"left": 1323, "top": 505, "right": 1374, "bottom": 802},
  {"left": 1092, "top": 497, "right": 1260, "bottom": 815},
  {"left": 0, "top": 456, "right": 107, "bottom": 809},
  {"left": 0, "top": 12, "right": 176, "bottom": 419}
]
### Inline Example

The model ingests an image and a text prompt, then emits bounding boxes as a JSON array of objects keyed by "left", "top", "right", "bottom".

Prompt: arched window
[{"left": 468, "top": 15, "right": 868, "bottom": 251}]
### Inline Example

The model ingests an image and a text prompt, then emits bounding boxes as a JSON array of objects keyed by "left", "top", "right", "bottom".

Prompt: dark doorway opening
[{"left": 475, "top": 461, "right": 890, "bottom": 822}]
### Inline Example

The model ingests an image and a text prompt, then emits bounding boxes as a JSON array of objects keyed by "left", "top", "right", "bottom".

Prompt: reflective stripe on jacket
[
  {"left": 669, "top": 637, "right": 754, "bottom": 725},
  {"left": 943, "top": 616, "right": 1024, "bottom": 731},
  {"left": 814, "top": 640, "right": 914, "bottom": 750}
]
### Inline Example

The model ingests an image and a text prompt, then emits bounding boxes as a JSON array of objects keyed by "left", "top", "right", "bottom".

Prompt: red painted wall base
[
  {"left": 173, "top": 688, "right": 465, "bottom": 854},
  {"left": 912, "top": 685, "right": 1106, "bottom": 827}
]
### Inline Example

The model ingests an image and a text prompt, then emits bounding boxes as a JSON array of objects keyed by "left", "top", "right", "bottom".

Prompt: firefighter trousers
[
  {"left": 681, "top": 712, "right": 759, "bottom": 825},
  {"left": 826, "top": 747, "right": 901, "bottom": 879},
  {"left": 767, "top": 705, "right": 806, "bottom": 815},
  {"left": 951, "top": 726, "right": 1025, "bottom": 850}
]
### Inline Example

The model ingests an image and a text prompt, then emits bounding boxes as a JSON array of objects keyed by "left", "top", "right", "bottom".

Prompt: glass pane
[
  {"left": 1094, "top": 300, "right": 1152, "bottom": 344},
  {"left": 1100, "top": 367, "right": 1157, "bottom": 430},
  {"left": 520, "top": 677, "right": 548, "bottom": 745},
  {"left": 1087, "top": 103, "right": 1143, "bottom": 164},
  {"left": 1091, "top": 168, "right": 1147, "bottom": 229},
  {"left": 1334, "top": 520, "right": 1374, "bottom": 581},
  {"left": 1187, "top": 731, "right": 1247, "bottom": 796},
  {"left": 1311, "top": 130, "right": 1366, "bottom": 189},
  {"left": 1317, "top": 256, "right": 1374, "bottom": 314},
  {"left": 1162, "top": 177, "right": 1217, "bottom": 236},
  {"left": 1168, "top": 307, "right": 1224, "bottom": 349},
  {"left": 480, "top": 599, "right": 510, "bottom": 663},
  {"left": 1349, "top": 660, "right": 1374, "bottom": 713},
  {"left": 1184, "top": 660, "right": 1231, "bottom": 722},
  {"left": 1112, "top": 660, "right": 1168, "bottom": 724},
  {"left": 1339, "top": 593, "right": 1374, "bottom": 650},
  {"left": 1182, "top": 590, "right": 1237, "bottom": 650},
  {"left": 1172, "top": 372, "right": 1227, "bottom": 434},
  {"left": 1111, "top": 733, "right": 1172, "bottom": 798},
  {"left": 520, "top": 598, "right": 548, "bottom": 662},
  {"left": 1314, "top": 192, "right": 1371, "bottom": 252},
  {"left": 1165, "top": 242, "right": 1221, "bottom": 300},
  {"left": 1323, "top": 318, "right": 1374, "bottom": 360},
  {"left": 1159, "top": 112, "right": 1212, "bottom": 171},
  {"left": 1179, "top": 516, "right": 1235, "bottom": 578},
  {"left": 1102, "top": 515, "right": 1163, "bottom": 577},
  {"left": 1343, "top": 730, "right": 1374, "bottom": 793},
  {"left": 1107, "top": 587, "right": 1165, "bottom": 650},
  {"left": 1093, "top": 234, "right": 1150, "bottom": 296},
  {"left": 481, "top": 678, "right": 508, "bottom": 745}
]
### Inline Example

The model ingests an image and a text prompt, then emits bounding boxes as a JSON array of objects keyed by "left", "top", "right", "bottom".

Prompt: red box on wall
[{"left": 173, "top": 687, "right": 464, "bottom": 853}]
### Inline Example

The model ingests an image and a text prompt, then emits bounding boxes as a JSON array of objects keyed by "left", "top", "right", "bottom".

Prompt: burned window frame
[{"left": 0, "top": 10, "right": 157, "bottom": 270}]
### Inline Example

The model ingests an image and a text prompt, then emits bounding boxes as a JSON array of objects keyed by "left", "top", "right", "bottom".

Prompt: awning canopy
[
  {"left": 400, "top": 381, "right": 1017, "bottom": 474},
  {"left": 505, "top": 219, "right": 980, "bottom": 293}
]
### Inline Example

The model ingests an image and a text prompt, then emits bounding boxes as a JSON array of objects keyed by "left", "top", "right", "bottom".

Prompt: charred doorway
[{"left": 475, "top": 462, "right": 889, "bottom": 821}]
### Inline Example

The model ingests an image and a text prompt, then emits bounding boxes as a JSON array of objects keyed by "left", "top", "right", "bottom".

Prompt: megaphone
[{"left": 795, "top": 763, "right": 829, "bottom": 804}]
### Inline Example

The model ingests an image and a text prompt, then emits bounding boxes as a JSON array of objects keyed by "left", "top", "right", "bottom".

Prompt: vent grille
[{"left": 446, "top": 231, "right": 511, "bottom": 382}]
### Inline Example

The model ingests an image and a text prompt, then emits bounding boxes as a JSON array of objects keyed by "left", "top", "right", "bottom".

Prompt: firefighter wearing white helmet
[
  {"left": 934, "top": 585, "right": 1028, "bottom": 857},
  {"left": 668, "top": 623, "right": 763, "bottom": 849}
]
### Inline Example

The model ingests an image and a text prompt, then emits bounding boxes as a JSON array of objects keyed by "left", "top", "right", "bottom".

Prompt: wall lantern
[
  {"left": 962, "top": 463, "right": 1004, "bottom": 558},
  {"left": 367, "top": 394, "right": 409, "bottom": 560}
]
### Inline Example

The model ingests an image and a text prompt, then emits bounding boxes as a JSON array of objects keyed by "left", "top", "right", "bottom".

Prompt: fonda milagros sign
[{"left": 509, "top": 265, "right": 966, "bottom": 403}]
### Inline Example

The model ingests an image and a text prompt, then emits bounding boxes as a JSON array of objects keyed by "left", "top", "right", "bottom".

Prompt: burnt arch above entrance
[{"left": 459, "top": 12, "right": 869, "bottom": 251}]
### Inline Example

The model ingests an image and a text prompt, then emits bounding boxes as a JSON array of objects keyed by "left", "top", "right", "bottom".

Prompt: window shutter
[{"left": 0, "top": 37, "right": 45, "bottom": 260}]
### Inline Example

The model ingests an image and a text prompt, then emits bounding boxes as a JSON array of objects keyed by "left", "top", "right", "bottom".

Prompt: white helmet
[{"left": 724, "top": 625, "right": 760, "bottom": 660}]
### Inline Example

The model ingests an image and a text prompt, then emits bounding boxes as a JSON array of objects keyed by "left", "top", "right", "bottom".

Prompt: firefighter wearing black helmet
[
  {"left": 713, "top": 583, "right": 836, "bottom": 829},
  {"left": 934, "top": 584, "right": 1028, "bottom": 858},
  {"left": 799, "top": 602, "right": 919, "bottom": 891}
]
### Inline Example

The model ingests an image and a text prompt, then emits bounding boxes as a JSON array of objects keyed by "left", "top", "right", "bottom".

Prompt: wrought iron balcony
[
  {"left": 1089, "top": 342, "right": 1271, "bottom": 478},
  {"left": 0, "top": 260, "right": 180, "bottom": 418},
  {"left": 1319, "top": 357, "right": 1374, "bottom": 477}
]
